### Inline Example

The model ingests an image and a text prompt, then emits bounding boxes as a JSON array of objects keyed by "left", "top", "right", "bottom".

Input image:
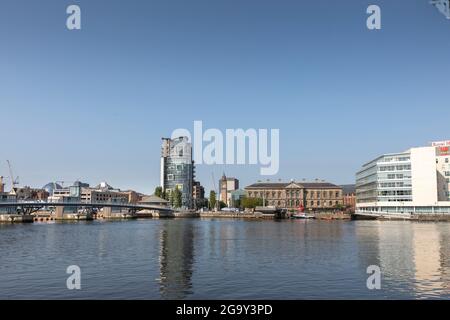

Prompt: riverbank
[
  {"left": 5, "top": 209, "right": 450, "bottom": 223},
  {"left": 353, "top": 212, "right": 450, "bottom": 221},
  {"left": 0, "top": 214, "right": 33, "bottom": 223}
]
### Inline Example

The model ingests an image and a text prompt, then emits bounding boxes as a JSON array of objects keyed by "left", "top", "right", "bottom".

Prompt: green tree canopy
[
  {"left": 154, "top": 186, "right": 163, "bottom": 198},
  {"left": 209, "top": 190, "right": 216, "bottom": 210},
  {"left": 241, "top": 197, "right": 263, "bottom": 209},
  {"left": 168, "top": 190, "right": 174, "bottom": 207},
  {"left": 173, "top": 187, "right": 182, "bottom": 208}
]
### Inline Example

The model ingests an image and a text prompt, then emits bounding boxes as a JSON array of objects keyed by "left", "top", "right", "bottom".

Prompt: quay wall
[
  {"left": 353, "top": 211, "right": 450, "bottom": 221},
  {"left": 0, "top": 214, "right": 33, "bottom": 223},
  {"left": 200, "top": 211, "right": 262, "bottom": 219},
  {"left": 313, "top": 212, "right": 352, "bottom": 220}
]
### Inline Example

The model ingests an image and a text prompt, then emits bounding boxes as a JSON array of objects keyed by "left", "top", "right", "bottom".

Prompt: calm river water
[{"left": 0, "top": 219, "right": 449, "bottom": 299}]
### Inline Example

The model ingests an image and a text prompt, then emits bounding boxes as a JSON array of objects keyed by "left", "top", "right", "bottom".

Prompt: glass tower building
[{"left": 160, "top": 137, "right": 194, "bottom": 209}]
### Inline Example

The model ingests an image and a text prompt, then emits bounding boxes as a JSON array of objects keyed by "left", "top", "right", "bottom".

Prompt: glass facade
[
  {"left": 161, "top": 137, "right": 194, "bottom": 208},
  {"left": 356, "top": 152, "right": 412, "bottom": 203}
]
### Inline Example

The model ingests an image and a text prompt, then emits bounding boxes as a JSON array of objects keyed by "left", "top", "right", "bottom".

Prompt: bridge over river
[{"left": 0, "top": 201, "right": 172, "bottom": 220}]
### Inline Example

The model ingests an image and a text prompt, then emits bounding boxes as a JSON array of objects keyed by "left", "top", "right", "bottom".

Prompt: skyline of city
[
  {"left": 0, "top": 137, "right": 448, "bottom": 195},
  {"left": 2, "top": 1, "right": 450, "bottom": 303},
  {"left": 2, "top": 0, "right": 450, "bottom": 193}
]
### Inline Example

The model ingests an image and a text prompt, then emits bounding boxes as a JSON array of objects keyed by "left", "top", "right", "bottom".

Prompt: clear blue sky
[{"left": 1, "top": 0, "right": 450, "bottom": 194}]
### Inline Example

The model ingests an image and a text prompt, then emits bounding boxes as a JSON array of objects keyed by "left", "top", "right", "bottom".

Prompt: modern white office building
[{"left": 356, "top": 141, "right": 450, "bottom": 217}]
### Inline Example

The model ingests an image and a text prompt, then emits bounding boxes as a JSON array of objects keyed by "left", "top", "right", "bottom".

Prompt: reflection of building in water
[
  {"left": 412, "top": 223, "right": 445, "bottom": 296},
  {"left": 158, "top": 221, "right": 195, "bottom": 299},
  {"left": 437, "top": 224, "right": 450, "bottom": 293},
  {"left": 377, "top": 223, "right": 416, "bottom": 290},
  {"left": 355, "top": 221, "right": 381, "bottom": 271},
  {"left": 358, "top": 222, "right": 450, "bottom": 298}
]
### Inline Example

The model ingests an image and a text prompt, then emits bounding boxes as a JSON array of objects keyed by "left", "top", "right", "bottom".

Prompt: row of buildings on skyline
[
  {"left": 3, "top": 135, "right": 449, "bottom": 217},
  {"left": 159, "top": 136, "right": 353, "bottom": 212},
  {"left": 159, "top": 136, "right": 450, "bottom": 216},
  {"left": 0, "top": 175, "right": 149, "bottom": 214}
]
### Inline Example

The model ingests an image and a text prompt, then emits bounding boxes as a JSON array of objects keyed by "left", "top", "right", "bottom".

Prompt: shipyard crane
[{"left": 6, "top": 160, "right": 19, "bottom": 189}]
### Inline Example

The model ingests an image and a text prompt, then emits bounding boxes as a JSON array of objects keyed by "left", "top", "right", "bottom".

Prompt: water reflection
[
  {"left": 437, "top": 224, "right": 450, "bottom": 294},
  {"left": 158, "top": 220, "right": 195, "bottom": 299},
  {"left": 1, "top": 220, "right": 450, "bottom": 299},
  {"left": 357, "top": 221, "right": 450, "bottom": 298}
]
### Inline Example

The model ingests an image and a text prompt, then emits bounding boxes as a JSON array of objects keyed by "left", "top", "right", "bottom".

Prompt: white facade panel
[{"left": 410, "top": 147, "right": 438, "bottom": 205}]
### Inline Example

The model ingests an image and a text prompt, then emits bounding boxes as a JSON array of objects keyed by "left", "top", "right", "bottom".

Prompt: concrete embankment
[
  {"left": 411, "top": 214, "right": 450, "bottom": 221},
  {"left": 199, "top": 211, "right": 265, "bottom": 219},
  {"left": 352, "top": 212, "right": 450, "bottom": 221},
  {"left": 153, "top": 211, "right": 199, "bottom": 218},
  {"left": 0, "top": 214, "right": 34, "bottom": 223},
  {"left": 313, "top": 212, "right": 352, "bottom": 220}
]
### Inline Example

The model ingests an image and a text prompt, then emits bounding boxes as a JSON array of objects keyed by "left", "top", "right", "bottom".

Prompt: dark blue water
[{"left": 1, "top": 219, "right": 449, "bottom": 299}]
